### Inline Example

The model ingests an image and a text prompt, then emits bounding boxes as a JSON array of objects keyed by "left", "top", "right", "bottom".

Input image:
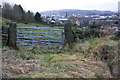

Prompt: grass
[
  {"left": 2, "top": 38, "right": 116, "bottom": 78},
  {"left": 2, "top": 17, "right": 119, "bottom": 78},
  {"left": 94, "top": 73, "right": 104, "bottom": 78},
  {"left": 16, "top": 72, "right": 72, "bottom": 78},
  {"left": 0, "top": 17, "right": 12, "bottom": 26},
  {"left": 1, "top": 17, "right": 64, "bottom": 27},
  {"left": 17, "top": 23, "right": 63, "bottom": 27},
  {"left": 15, "top": 36, "right": 118, "bottom": 61},
  {"left": 74, "top": 38, "right": 118, "bottom": 51}
]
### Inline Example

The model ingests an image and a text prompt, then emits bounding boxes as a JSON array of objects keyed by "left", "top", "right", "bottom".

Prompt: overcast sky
[{"left": 1, "top": 0, "right": 119, "bottom": 12}]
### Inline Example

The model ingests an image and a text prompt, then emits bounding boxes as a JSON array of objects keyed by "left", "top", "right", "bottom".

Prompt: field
[
  {"left": 1, "top": 17, "right": 64, "bottom": 48},
  {"left": 1, "top": 17, "right": 119, "bottom": 78}
]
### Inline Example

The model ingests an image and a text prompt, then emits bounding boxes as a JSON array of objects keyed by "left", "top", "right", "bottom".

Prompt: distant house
[
  {"left": 51, "top": 17, "right": 69, "bottom": 25},
  {"left": 58, "top": 18, "right": 69, "bottom": 24},
  {"left": 51, "top": 18, "right": 56, "bottom": 24},
  {"left": 42, "top": 16, "right": 69, "bottom": 25}
]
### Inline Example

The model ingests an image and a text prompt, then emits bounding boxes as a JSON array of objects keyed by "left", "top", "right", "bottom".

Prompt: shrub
[{"left": 73, "top": 28, "right": 103, "bottom": 42}]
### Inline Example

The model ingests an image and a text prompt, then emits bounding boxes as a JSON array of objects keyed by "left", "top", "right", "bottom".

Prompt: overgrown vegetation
[
  {"left": 2, "top": 46, "right": 112, "bottom": 78},
  {"left": 72, "top": 27, "right": 104, "bottom": 42},
  {"left": 2, "top": 36, "right": 119, "bottom": 78}
]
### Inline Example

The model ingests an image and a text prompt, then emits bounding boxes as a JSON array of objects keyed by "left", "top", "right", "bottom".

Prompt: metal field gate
[{"left": 17, "top": 27, "right": 64, "bottom": 49}]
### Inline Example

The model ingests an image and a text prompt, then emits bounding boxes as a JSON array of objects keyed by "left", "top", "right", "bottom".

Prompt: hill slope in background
[{"left": 40, "top": 9, "right": 115, "bottom": 16}]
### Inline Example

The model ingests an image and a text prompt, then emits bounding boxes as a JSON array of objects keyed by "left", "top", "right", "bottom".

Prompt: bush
[
  {"left": 110, "top": 31, "right": 120, "bottom": 40},
  {"left": 73, "top": 28, "right": 103, "bottom": 42}
]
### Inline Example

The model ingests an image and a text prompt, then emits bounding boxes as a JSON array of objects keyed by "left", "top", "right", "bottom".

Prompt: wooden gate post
[{"left": 8, "top": 22, "right": 18, "bottom": 49}]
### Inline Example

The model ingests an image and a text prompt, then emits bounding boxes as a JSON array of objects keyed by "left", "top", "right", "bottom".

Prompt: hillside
[
  {"left": 2, "top": 37, "right": 119, "bottom": 78},
  {"left": 1, "top": 17, "right": 119, "bottom": 78},
  {"left": 40, "top": 9, "right": 115, "bottom": 16}
]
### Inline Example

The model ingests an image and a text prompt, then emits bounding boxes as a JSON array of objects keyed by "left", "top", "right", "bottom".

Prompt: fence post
[
  {"left": 8, "top": 22, "right": 18, "bottom": 49},
  {"left": 64, "top": 21, "right": 74, "bottom": 48}
]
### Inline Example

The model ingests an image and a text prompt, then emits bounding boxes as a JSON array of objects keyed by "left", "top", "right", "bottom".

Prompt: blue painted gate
[{"left": 17, "top": 27, "right": 64, "bottom": 48}]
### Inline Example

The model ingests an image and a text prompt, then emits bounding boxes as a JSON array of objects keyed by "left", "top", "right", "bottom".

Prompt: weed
[{"left": 94, "top": 73, "right": 104, "bottom": 78}]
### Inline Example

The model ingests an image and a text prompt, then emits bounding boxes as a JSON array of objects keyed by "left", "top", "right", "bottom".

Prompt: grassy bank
[{"left": 2, "top": 37, "right": 119, "bottom": 78}]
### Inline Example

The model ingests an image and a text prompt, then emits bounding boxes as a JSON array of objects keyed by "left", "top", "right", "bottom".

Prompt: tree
[
  {"left": 2, "top": 3, "right": 35, "bottom": 23},
  {"left": 34, "top": 12, "right": 42, "bottom": 23},
  {"left": 24, "top": 10, "right": 35, "bottom": 23},
  {"left": 0, "top": 4, "right": 2, "bottom": 17},
  {"left": 2, "top": 3, "right": 13, "bottom": 20},
  {"left": 13, "top": 4, "right": 25, "bottom": 22},
  {"left": 18, "top": 5, "right": 26, "bottom": 22}
]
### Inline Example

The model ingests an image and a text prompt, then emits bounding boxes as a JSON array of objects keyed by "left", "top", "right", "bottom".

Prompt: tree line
[{"left": 1, "top": 3, "right": 42, "bottom": 23}]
